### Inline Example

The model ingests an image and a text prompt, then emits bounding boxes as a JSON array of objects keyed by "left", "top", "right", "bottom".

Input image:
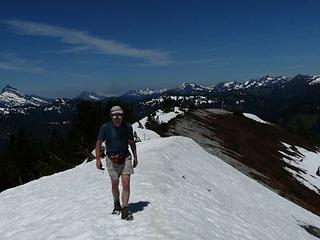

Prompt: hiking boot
[
  {"left": 112, "top": 200, "right": 121, "bottom": 215},
  {"left": 121, "top": 206, "right": 133, "bottom": 221}
]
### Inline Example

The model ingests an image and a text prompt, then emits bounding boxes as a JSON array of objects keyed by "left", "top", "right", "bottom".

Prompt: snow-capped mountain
[
  {"left": 0, "top": 98, "right": 74, "bottom": 116},
  {"left": 247, "top": 75, "right": 288, "bottom": 88},
  {"left": 212, "top": 76, "right": 289, "bottom": 91},
  {"left": 167, "top": 82, "right": 213, "bottom": 95},
  {"left": 43, "top": 98, "right": 74, "bottom": 113},
  {"left": 272, "top": 74, "right": 320, "bottom": 98},
  {"left": 309, "top": 75, "right": 320, "bottom": 85},
  {"left": 124, "top": 88, "right": 167, "bottom": 97},
  {"left": 212, "top": 81, "right": 244, "bottom": 91},
  {"left": 137, "top": 74, "right": 320, "bottom": 113},
  {"left": 137, "top": 76, "right": 290, "bottom": 97},
  {"left": 74, "top": 91, "right": 107, "bottom": 101},
  {"left": 0, "top": 85, "right": 52, "bottom": 107},
  {"left": 126, "top": 74, "right": 319, "bottom": 99},
  {"left": 177, "top": 82, "right": 212, "bottom": 91},
  {"left": 120, "top": 88, "right": 167, "bottom": 103}
]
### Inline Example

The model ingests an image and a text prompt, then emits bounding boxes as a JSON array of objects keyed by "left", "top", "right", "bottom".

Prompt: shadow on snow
[{"left": 129, "top": 201, "right": 150, "bottom": 214}]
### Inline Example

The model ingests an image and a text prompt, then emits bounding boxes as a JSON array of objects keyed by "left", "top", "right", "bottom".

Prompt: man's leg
[
  {"left": 120, "top": 156, "right": 134, "bottom": 220},
  {"left": 111, "top": 178, "right": 122, "bottom": 214},
  {"left": 120, "top": 174, "right": 133, "bottom": 220},
  {"left": 121, "top": 174, "right": 130, "bottom": 207},
  {"left": 111, "top": 178, "right": 120, "bottom": 202}
]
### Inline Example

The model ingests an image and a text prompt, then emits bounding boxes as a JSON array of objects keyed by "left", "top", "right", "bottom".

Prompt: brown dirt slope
[{"left": 164, "top": 109, "right": 320, "bottom": 216}]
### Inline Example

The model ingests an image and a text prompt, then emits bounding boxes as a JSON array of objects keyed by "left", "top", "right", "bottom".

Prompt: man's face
[{"left": 111, "top": 113, "right": 123, "bottom": 127}]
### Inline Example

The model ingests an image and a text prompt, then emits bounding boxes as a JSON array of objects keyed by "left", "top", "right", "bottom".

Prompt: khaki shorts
[{"left": 106, "top": 154, "right": 134, "bottom": 179}]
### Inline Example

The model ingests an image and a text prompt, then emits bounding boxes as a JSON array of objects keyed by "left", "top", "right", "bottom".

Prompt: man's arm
[
  {"left": 95, "top": 139, "right": 104, "bottom": 169},
  {"left": 129, "top": 140, "right": 138, "bottom": 168}
]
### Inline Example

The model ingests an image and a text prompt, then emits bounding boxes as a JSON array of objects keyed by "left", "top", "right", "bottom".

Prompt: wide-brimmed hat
[{"left": 110, "top": 105, "right": 124, "bottom": 115}]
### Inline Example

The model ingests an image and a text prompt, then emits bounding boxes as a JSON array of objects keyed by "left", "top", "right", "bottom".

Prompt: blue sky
[{"left": 1, "top": 0, "right": 320, "bottom": 98}]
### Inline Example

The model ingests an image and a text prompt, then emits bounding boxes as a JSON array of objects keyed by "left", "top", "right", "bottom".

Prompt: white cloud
[
  {"left": 0, "top": 53, "right": 45, "bottom": 73},
  {"left": 2, "top": 19, "right": 172, "bottom": 65},
  {"left": 68, "top": 72, "right": 92, "bottom": 79}
]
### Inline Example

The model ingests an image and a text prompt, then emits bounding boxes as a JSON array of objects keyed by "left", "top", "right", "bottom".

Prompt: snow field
[{"left": 1, "top": 135, "right": 320, "bottom": 239}]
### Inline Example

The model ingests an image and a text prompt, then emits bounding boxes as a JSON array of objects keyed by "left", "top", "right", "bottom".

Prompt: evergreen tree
[
  {"left": 160, "top": 96, "right": 175, "bottom": 113},
  {"left": 0, "top": 153, "right": 20, "bottom": 191},
  {"left": 145, "top": 112, "right": 157, "bottom": 130},
  {"left": 6, "top": 128, "right": 39, "bottom": 184}
]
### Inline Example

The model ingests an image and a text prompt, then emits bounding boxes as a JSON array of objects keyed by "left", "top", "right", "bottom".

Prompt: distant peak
[
  {"left": 74, "top": 91, "right": 106, "bottom": 101},
  {"left": 1, "top": 85, "right": 20, "bottom": 94},
  {"left": 261, "top": 75, "right": 274, "bottom": 80},
  {"left": 2, "top": 84, "right": 17, "bottom": 90},
  {"left": 3, "top": 84, "right": 15, "bottom": 89},
  {"left": 177, "top": 82, "right": 199, "bottom": 89},
  {"left": 125, "top": 88, "right": 167, "bottom": 96}
]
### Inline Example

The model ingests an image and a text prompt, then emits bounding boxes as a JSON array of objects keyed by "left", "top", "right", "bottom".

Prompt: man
[{"left": 95, "top": 105, "right": 138, "bottom": 221}]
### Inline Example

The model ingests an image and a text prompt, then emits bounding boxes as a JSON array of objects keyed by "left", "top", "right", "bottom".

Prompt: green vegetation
[
  {"left": 160, "top": 96, "right": 175, "bottom": 113},
  {"left": 277, "top": 114, "right": 320, "bottom": 144}
]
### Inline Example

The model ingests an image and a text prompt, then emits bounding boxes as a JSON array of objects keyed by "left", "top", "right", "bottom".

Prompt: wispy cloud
[
  {"left": 135, "top": 58, "right": 219, "bottom": 67},
  {"left": 1, "top": 19, "right": 172, "bottom": 65},
  {"left": 176, "top": 58, "right": 217, "bottom": 65},
  {"left": 0, "top": 52, "right": 45, "bottom": 73},
  {"left": 87, "top": 58, "right": 219, "bottom": 68},
  {"left": 69, "top": 72, "right": 92, "bottom": 79},
  {"left": 59, "top": 45, "right": 91, "bottom": 53}
]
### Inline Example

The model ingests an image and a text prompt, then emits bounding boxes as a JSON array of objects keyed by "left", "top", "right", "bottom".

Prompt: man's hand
[
  {"left": 95, "top": 140, "right": 105, "bottom": 170},
  {"left": 133, "top": 157, "right": 138, "bottom": 168},
  {"left": 128, "top": 140, "right": 138, "bottom": 168},
  {"left": 96, "top": 159, "right": 104, "bottom": 170}
]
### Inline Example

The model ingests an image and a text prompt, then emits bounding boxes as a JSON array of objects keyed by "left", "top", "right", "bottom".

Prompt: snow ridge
[{"left": 1, "top": 112, "right": 320, "bottom": 239}]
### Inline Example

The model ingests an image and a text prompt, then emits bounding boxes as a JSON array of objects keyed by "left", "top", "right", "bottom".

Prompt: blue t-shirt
[{"left": 97, "top": 121, "right": 134, "bottom": 155}]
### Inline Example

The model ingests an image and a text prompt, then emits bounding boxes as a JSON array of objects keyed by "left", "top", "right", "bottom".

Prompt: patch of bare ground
[
  {"left": 301, "top": 225, "right": 320, "bottom": 238},
  {"left": 164, "top": 108, "right": 320, "bottom": 217}
]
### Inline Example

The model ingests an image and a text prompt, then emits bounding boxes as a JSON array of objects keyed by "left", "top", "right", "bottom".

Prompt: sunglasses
[{"left": 111, "top": 114, "right": 123, "bottom": 119}]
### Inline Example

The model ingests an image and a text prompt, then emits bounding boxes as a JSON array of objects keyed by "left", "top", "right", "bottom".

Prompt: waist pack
[{"left": 107, "top": 152, "right": 127, "bottom": 165}]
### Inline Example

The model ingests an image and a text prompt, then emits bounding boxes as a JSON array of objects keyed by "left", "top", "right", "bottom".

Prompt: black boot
[
  {"left": 112, "top": 200, "right": 121, "bottom": 215},
  {"left": 121, "top": 206, "right": 133, "bottom": 220}
]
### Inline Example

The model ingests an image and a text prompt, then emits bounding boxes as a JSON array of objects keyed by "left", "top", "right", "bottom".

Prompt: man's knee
[
  {"left": 121, "top": 175, "right": 130, "bottom": 192},
  {"left": 111, "top": 178, "right": 119, "bottom": 188}
]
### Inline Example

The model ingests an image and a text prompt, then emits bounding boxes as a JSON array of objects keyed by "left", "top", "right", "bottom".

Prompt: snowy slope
[
  {"left": 149, "top": 107, "right": 184, "bottom": 124},
  {"left": 281, "top": 142, "right": 320, "bottom": 194},
  {"left": 131, "top": 121, "right": 160, "bottom": 141},
  {"left": 131, "top": 108, "right": 184, "bottom": 141},
  {"left": 1, "top": 134, "right": 320, "bottom": 239},
  {"left": 243, "top": 113, "right": 270, "bottom": 124}
]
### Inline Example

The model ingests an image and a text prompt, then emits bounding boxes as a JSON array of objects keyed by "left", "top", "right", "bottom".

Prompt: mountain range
[
  {"left": 0, "top": 74, "right": 320, "bottom": 107},
  {"left": 1, "top": 74, "right": 320, "bottom": 108},
  {"left": 1, "top": 73, "right": 320, "bottom": 150},
  {"left": 0, "top": 85, "right": 52, "bottom": 108}
]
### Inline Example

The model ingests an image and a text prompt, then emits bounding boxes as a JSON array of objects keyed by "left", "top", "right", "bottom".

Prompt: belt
[{"left": 107, "top": 152, "right": 127, "bottom": 165}]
